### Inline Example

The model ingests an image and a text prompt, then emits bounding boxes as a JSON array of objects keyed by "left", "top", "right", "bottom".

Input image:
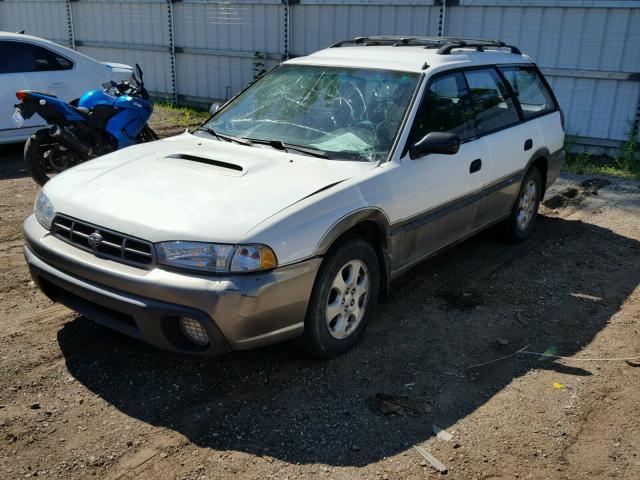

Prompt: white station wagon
[{"left": 24, "top": 37, "right": 565, "bottom": 358}]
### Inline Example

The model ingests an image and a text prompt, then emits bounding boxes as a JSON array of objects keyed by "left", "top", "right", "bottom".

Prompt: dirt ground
[{"left": 0, "top": 117, "right": 639, "bottom": 480}]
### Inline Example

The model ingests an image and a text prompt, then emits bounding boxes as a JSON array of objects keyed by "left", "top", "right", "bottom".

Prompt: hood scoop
[{"left": 163, "top": 153, "right": 245, "bottom": 175}]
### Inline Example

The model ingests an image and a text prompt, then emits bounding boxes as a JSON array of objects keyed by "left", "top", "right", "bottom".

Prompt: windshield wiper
[
  {"left": 247, "top": 138, "right": 330, "bottom": 159},
  {"left": 198, "top": 127, "right": 253, "bottom": 146}
]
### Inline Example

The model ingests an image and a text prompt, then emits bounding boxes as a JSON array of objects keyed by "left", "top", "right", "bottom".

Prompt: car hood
[{"left": 44, "top": 133, "right": 376, "bottom": 243}]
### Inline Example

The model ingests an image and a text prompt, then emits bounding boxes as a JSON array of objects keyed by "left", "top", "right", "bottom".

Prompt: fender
[
  {"left": 524, "top": 146, "right": 551, "bottom": 191},
  {"left": 314, "top": 207, "right": 393, "bottom": 301}
]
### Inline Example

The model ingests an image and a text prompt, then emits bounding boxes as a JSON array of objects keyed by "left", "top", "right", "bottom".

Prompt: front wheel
[
  {"left": 24, "top": 129, "right": 82, "bottom": 186},
  {"left": 500, "top": 167, "right": 542, "bottom": 242},
  {"left": 136, "top": 124, "right": 159, "bottom": 142},
  {"left": 302, "top": 237, "right": 380, "bottom": 359}
]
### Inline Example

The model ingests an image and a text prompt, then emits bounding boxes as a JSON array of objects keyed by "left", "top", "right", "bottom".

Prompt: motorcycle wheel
[
  {"left": 136, "top": 124, "right": 159, "bottom": 142},
  {"left": 24, "top": 129, "right": 57, "bottom": 186},
  {"left": 24, "top": 128, "right": 81, "bottom": 186}
]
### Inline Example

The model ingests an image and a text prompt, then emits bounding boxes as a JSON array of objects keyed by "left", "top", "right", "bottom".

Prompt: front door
[{"left": 388, "top": 72, "right": 489, "bottom": 270}]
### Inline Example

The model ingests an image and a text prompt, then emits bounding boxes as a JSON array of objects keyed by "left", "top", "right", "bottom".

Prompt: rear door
[
  {"left": 499, "top": 65, "right": 563, "bottom": 179},
  {"left": 0, "top": 40, "right": 74, "bottom": 136},
  {"left": 0, "top": 41, "right": 46, "bottom": 135},
  {"left": 389, "top": 72, "right": 490, "bottom": 269},
  {"left": 462, "top": 67, "right": 529, "bottom": 227},
  {"left": 20, "top": 41, "right": 75, "bottom": 99}
]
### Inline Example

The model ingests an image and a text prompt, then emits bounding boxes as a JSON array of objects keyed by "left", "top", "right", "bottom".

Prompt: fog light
[{"left": 178, "top": 317, "right": 209, "bottom": 346}]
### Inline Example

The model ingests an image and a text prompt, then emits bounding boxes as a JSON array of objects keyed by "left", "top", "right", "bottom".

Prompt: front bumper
[{"left": 23, "top": 215, "right": 321, "bottom": 355}]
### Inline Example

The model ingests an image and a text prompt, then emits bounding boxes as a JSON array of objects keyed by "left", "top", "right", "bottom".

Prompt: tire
[
  {"left": 302, "top": 237, "right": 380, "bottom": 359},
  {"left": 136, "top": 124, "right": 159, "bottom": 142},
  {"left": 24, "top": 128, "right": 55, "bottom": 186},
  {"left": 501, "top": 167, "right": 542, "bottom": 242}
]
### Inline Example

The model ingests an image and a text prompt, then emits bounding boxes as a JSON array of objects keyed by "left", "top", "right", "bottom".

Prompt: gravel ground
[{"left": 0, "top": 114, "right": 639, "bottom": 479}]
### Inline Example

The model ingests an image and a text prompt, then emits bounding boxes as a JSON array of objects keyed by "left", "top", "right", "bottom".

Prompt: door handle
[
  {"left": 524, "top": 139, "right": 533, "bottom": 151},
  {"left": 469, "top": 158, "right": 482, "bottom": 173}
]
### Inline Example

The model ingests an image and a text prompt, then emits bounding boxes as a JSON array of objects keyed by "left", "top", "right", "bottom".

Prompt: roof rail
[
  {"left": 329, "top": 36, "right": 521, "bottom": 55},
  {"left": 436, "top": 39, "right": 521, "bottom": 55}
]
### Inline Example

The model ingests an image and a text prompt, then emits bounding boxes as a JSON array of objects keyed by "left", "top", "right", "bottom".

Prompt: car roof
[
  {"left": 0, "top": 31, "right": 99, "bottom": 64},
  {"left": 286, "top": 36, "right": 534, "bottom": 74},
  {"left": 0, "top": 31, "right": 62, "bottom": 47}
]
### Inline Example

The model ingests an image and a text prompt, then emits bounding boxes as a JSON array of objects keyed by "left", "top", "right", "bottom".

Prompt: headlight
[
  {"left": 230, "top": 245, "right": 277, "bottom": 272},
  {"left": 34, "top": 190, "right": 55, "bottom": 229},
  {"left": 156, "top": 241, "right": 235, "bottom": 273},
  {"left": 156, "top": 242, "right": 277, "bottom": 273}
]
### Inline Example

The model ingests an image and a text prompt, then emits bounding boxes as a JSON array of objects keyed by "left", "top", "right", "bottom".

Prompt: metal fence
[{"left": 1, "top": 0, "right": 639, "bottom": 151}]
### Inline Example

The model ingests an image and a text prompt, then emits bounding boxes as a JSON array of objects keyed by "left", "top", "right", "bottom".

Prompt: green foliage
[
  {"left": 562, "top": 127, "right": 640, "bottom": 179},
  {"left": 615, "top": 123, "right": 639, "bottom": 174},
  {"left": 563, "top": 132, "right": 578, "bottom": 155},
  {"left": 253, "top": 51, "right": 267, "bottom": 80},
  {"left": 155, "top": 102, "right": 209, "bottom": 124}
]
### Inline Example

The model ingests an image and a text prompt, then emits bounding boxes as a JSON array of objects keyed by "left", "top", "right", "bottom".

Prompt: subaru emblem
[{"left": 88, "top": 231, "right": 103, "bottom": 249}]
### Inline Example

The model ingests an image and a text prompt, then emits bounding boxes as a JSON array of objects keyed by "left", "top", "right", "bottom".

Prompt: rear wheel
[
  {"left": 24, "top": 129, "right": 81, "bottom": 186},
  {"left": 302, "top": 237, "right": 380, "bottom": 359},
  {"left": 501, "top": 167, "right": 542, "bottom": 242}
]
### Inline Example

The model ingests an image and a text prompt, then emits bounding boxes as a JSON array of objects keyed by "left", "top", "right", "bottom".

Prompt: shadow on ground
[
  {"left": 57, "top": 215, "right": 640, "bottom": 466},
  {"left": 0, "top": 142, "right": 29, "bottom": 180}
]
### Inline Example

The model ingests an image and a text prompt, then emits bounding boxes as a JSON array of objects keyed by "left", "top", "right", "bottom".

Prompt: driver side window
[{"left": 409, "top": 72, "right": 476, "bottom": 144}]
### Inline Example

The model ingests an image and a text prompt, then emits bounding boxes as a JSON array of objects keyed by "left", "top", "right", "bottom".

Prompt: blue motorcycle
[{"left": 15, "top": 64, "right": 158, "bottom": 185}]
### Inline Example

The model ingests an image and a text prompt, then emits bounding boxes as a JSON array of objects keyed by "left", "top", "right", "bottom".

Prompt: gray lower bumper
[{"left": 23, "top": 215, "right": 321, "bottom": 355}]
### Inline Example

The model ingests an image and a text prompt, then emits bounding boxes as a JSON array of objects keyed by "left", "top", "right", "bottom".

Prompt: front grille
[{"left": 51, "top": 214, "right": 155, "bottom": 268}]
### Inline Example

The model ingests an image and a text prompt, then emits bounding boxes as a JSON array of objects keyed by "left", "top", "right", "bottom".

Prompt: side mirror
[
  {"left": 209, "top": 102, "right": 221, "bottom": 116},
  {"left": 409, "top": 132, "right": 460, "bottom": 159}
]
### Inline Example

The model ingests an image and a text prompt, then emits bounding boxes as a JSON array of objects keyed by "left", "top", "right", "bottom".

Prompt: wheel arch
[
  {"left": 525, "top": 147, "right": 550, "bottom": 195},
  {"left": 314, "top": 208, "right": 392, "bottom": 302}
]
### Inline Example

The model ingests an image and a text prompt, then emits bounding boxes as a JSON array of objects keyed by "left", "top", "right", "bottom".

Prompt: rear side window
[
  {"left": 410, "top": 72, "right": 476, "bottom": 142},
  {"left": 0, "top": 41, "right": 73, "bottom": 74},
  {"left": 500, "top": 66, "right": 556, "bottom": 118},
  {"left": 464, "top": 68, "right": 519, "bottom": 134}
]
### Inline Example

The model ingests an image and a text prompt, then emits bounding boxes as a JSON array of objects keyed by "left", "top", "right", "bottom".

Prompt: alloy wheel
[
  {"left": 325, "top": 259, "right": 369, "bottom": 340},
  {"left": 517, "top": 180, "right": 537, "bottom": 231}
]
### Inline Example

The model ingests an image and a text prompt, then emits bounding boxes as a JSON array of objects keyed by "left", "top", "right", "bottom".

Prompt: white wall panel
[
  {"left": 175, "top": 52, "right": 278, "bottom": 100},
  {"left": 77, "top": 46, "right": 172, "bottom": 94},
  {"left": 445, "top": 5, "right": 640, "bottom": 71},
  {"left": 174, "top": 2, "right": 283, "bottom": 55},
  {"left": 291, "top": 4, "right": 441, "bottom": 56},
  {"left": 73, "top": 1, "right": 168, "bottom": 47},
  {"left": 547, "top": 75, "right": 640, "bottom": 141},
  {"left": 0, "top": 0, "right": 71, "bottom": 46}
]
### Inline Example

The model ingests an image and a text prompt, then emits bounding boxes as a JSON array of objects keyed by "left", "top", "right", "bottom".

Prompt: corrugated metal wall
[
  {"left": 0, "top": 0, "right": 71, "bottom": 46},
  {"left": 1, "top": 0, "right": 639, "bottom": 150}
]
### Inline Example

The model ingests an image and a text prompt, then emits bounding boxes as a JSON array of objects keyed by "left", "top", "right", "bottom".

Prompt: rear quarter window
[
  {"left": 0, "top": 41, "right": 74, "bottom": 74},
  {"left": 500, "top": 66, "right": 556, "bottom": 119}
]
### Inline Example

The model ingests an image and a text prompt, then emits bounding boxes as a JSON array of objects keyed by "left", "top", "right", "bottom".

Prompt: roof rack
[{"left": 329, "top": 36, "right": 521, "bottom": 55}]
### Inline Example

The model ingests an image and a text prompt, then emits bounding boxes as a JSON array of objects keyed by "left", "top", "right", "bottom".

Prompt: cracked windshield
[{"left": 204, "top": 65, "right": 419, "bottom": 161}]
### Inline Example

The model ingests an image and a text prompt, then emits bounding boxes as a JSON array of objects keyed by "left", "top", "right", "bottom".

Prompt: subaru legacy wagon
[{"left": 24, "top": 37, "right": 565, "bottom": 358}]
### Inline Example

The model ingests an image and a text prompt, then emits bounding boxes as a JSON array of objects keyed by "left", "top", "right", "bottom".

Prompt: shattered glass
[{"left": 205, "top": 65, "right": 420, "bottom": 162}]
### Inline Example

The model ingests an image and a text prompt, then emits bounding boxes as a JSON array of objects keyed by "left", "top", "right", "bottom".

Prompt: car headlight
[
  {"left": 34, "top": 190, "right": 55, "bottom": 229},
  {"left": 156, "top": 241, "right": 277, "bottom": 273},
  {"left": 230, "top": 245, "right": 277, "bottom": 272}
]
